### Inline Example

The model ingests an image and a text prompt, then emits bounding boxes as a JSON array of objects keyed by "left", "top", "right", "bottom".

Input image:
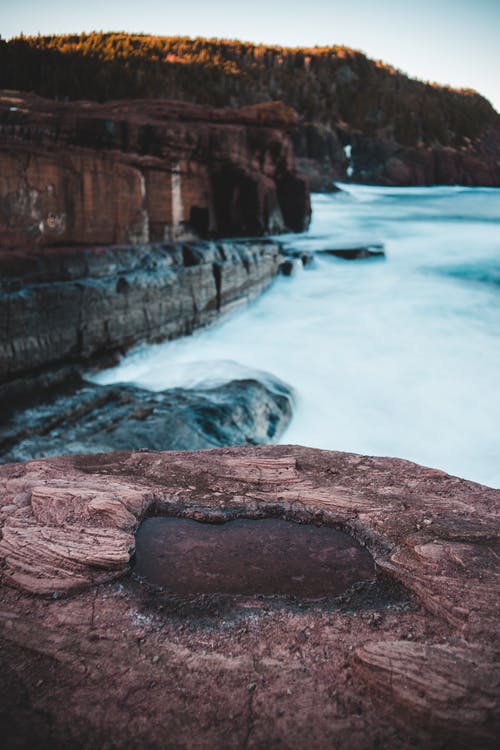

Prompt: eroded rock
[
  {"left": 0, "top": 445, "right": 498, "bottom": 748},
  {"left": 321, "top": 245, "right": 386, "bottom": 260},
  {"left": 0, "top": 239, "right": 283, "bottom": 388},
  {"left": 0, "top": 377, "right": 293, "bottom": 461},
  {"left": 133, "top": 517, "right": 375, "bottom": 597}
]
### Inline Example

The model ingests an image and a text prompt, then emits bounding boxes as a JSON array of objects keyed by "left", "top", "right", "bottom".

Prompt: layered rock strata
[
  {"left": 0, "top": 239, "right": 282, "bottom": 395},
  {"left": 0, "top": 91, "right": 311, "bottom": 245},
  {"left": 0, "top": 445, "right": 498, "bottom": 747}
]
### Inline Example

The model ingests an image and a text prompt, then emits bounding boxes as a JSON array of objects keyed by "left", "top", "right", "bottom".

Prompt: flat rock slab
[
  {"left": 0, "top": 445, "right": 498, "bottom": 748},
  {"left": 320, "top": 245, "right": 386, "bottom": 260}
]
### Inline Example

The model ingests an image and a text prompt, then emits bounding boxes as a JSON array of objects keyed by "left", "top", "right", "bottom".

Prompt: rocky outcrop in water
[
  {"left": 0, "top": 92, "right": 311, "bottom": 246},
  {"left": 0, "top": 239, "right": 283, "bottom": 397},
  {"left": 0, "top": 445, "right": 498, "bottom": 748},
  {"left": 0, "top": 377, "right": 293, "bottom": 462},
  {"left": 321, "top": 244, "right": 385, "bottom": 260}
]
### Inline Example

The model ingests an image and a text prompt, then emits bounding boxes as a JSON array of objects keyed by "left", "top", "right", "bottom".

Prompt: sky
[{"left": 1, "top": 0, "right": 499, "bottom": 112}]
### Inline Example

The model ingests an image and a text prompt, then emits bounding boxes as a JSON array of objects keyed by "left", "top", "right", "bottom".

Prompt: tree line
[{"left": 1, "top": 32, "right": 497, "bottom": 148}]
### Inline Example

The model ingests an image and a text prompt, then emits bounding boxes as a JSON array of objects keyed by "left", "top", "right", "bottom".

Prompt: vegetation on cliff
[{"left": 1, "top": 32, "right": 497, "bottom": 149}]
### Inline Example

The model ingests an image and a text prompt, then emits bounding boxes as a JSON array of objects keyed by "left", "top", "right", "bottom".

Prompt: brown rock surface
[
  {"left": 0, "top": 91, "right": 311, "bottom": 247},
  {"left": 0, "top": 445, "right": 498, "bottom": 748}
]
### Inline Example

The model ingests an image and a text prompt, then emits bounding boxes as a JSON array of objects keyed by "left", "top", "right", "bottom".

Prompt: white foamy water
[{"left": 90, "top": 185, "right": 500, "bottom": 487}]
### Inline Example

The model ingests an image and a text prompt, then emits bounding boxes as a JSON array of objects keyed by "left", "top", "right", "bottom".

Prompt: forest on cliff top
[{"left": 1, "top": 32, "right": 498, "bottom": 148}]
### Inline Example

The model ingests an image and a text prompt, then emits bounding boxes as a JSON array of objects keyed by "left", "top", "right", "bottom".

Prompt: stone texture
[
  {"left": 0, "top": 239, "right": 282, "bottom": 388},
  {"left": 0, "top": 445, "right": 498, "bottom": 747},
  {"left": 0, "top": 91, "right": 311, "bottom": 247},
  {"left": 321, "top": 245, "right": 385, "bottom": 260},
  {"left": 293, "top": 122, "right": 347, "bottom": 191},
  {"left": 0, "top": 377, "right": 293, "bottom": 462}
]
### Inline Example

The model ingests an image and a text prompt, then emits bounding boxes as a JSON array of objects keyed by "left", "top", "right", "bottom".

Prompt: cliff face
[
  {"left": 0, "top": 91, "right": 311, "bottom": 247},
  {"left": 293, "top": 122, "right": 500, "bottom": 189},
  {"left": 347, "top": 129, "right": 500, "bottom": 187},
  {"left": 0, "top": 92, "right": 310, "bottom": 394},
  {"left": 0, "top": 239, "right": 283, "bottom": 389}
]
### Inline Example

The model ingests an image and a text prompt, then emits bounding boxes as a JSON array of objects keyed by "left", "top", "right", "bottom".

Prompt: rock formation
[
  {"left": 0, "top": 377, "right": 293, "bottom": 461},
  {"left": 3, "top": 35, "right": 499, "bottom": 189},
  {"left": 294, "top": 122, "right": 500, "bottom": 188},
  {"left": 0, "top": 445, "right": 498, "bottom": 748},
  {"left": 0, "top": 239, "right": 285, "bottom": 399},
  {"left": 348, "top": 129, "right": 500, "bottom": 187},
  {"left": 0, "top": 91, "right": 311, "bottom": 246},
  {"left": 0, "top": 92, "right": 310, "bottom": 403}
]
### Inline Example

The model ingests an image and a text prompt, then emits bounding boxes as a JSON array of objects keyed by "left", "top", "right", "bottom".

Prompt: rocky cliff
[
  {"left": 0, "top": 445, "right": 498, "bottom": 748},
  {"left": 0, "top": 239, "right": 286, "bottom": 397},
  {"left": 3, "top": 35, "right": 499, "bottom": 189},
  {"left": 0, "top": 91, "right": 310, "bottom": 245},
  {"left": 294, "top": 122, "right": 500, "bottom": 189}
]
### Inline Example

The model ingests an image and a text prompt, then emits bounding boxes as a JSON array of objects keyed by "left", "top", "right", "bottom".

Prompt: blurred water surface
[{"left": 91, "top": 185, "right": 500, "bottom": 487}]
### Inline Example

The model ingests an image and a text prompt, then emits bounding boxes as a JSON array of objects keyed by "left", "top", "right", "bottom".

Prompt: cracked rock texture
[
  {"left": 0, "top": 239, "right": 282, "bottom": 388},
  {"left": 0, "top": 445, "right": 498, "bottom": 748}
]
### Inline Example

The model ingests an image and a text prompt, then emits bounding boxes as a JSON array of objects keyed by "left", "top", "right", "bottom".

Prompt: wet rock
[
  {"left": 279, "top": 259, "right": 295, "bottom": 276},
  {"left": 133, "top": 517, "right": 375, "bottom": 597},
  {"left": 0, "top": 240, "right": 283, "bottom": 391},
  {"left": 321, "top": 245, "right": 385, "bottom": 260},
  {"left": 0, "top": 377, "right": 293, "bottom": 462}
]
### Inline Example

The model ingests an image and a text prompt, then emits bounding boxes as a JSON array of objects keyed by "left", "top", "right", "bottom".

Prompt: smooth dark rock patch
[
  {"left": 133, "top": 517, "right": 375, "bottom": 598},
  {"left": 321, "top": 245, "right": 386, "bottom": 260}
]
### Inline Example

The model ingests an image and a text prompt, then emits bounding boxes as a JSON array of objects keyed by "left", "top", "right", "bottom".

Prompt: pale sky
[{"left": 1, "top": 0, "right": 499, "bottom": 112}]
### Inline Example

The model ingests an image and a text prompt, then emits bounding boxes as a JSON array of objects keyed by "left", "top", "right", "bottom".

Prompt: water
[{"left": 90, "top": 185, "right": 500, "bottom": 488}]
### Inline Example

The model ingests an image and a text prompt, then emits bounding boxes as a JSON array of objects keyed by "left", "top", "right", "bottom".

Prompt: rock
[
  {"left": 293, "top": 125, "right": 500, "bottom": 188},
  {"left": 0, "top": 91, "right": 311, "bottom": 246},
  {"left": 0, "top": 377, "right": 294, "bottom": 462},
  {"left": 0, "top": 445, "right": 498, "bottom": 747},
  {"left": 347, "top": 131, "right": 500, "bottom": 187},
  {"left": 279, "top": 259, "right": 295, "bottom": 276},
  {"left": 293, "top": 122, "right": 347, "bottom": 191},
  {"left": 0, "top": 239, "right": 283, "bottom": 393},
  {"left": 321, "top": 245, "right": 385, "bottom": 260}
]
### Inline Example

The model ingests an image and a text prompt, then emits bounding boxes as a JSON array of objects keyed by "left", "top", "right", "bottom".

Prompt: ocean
[{"left": 90, "top": 185, "right": 500, "bottom": 488}]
